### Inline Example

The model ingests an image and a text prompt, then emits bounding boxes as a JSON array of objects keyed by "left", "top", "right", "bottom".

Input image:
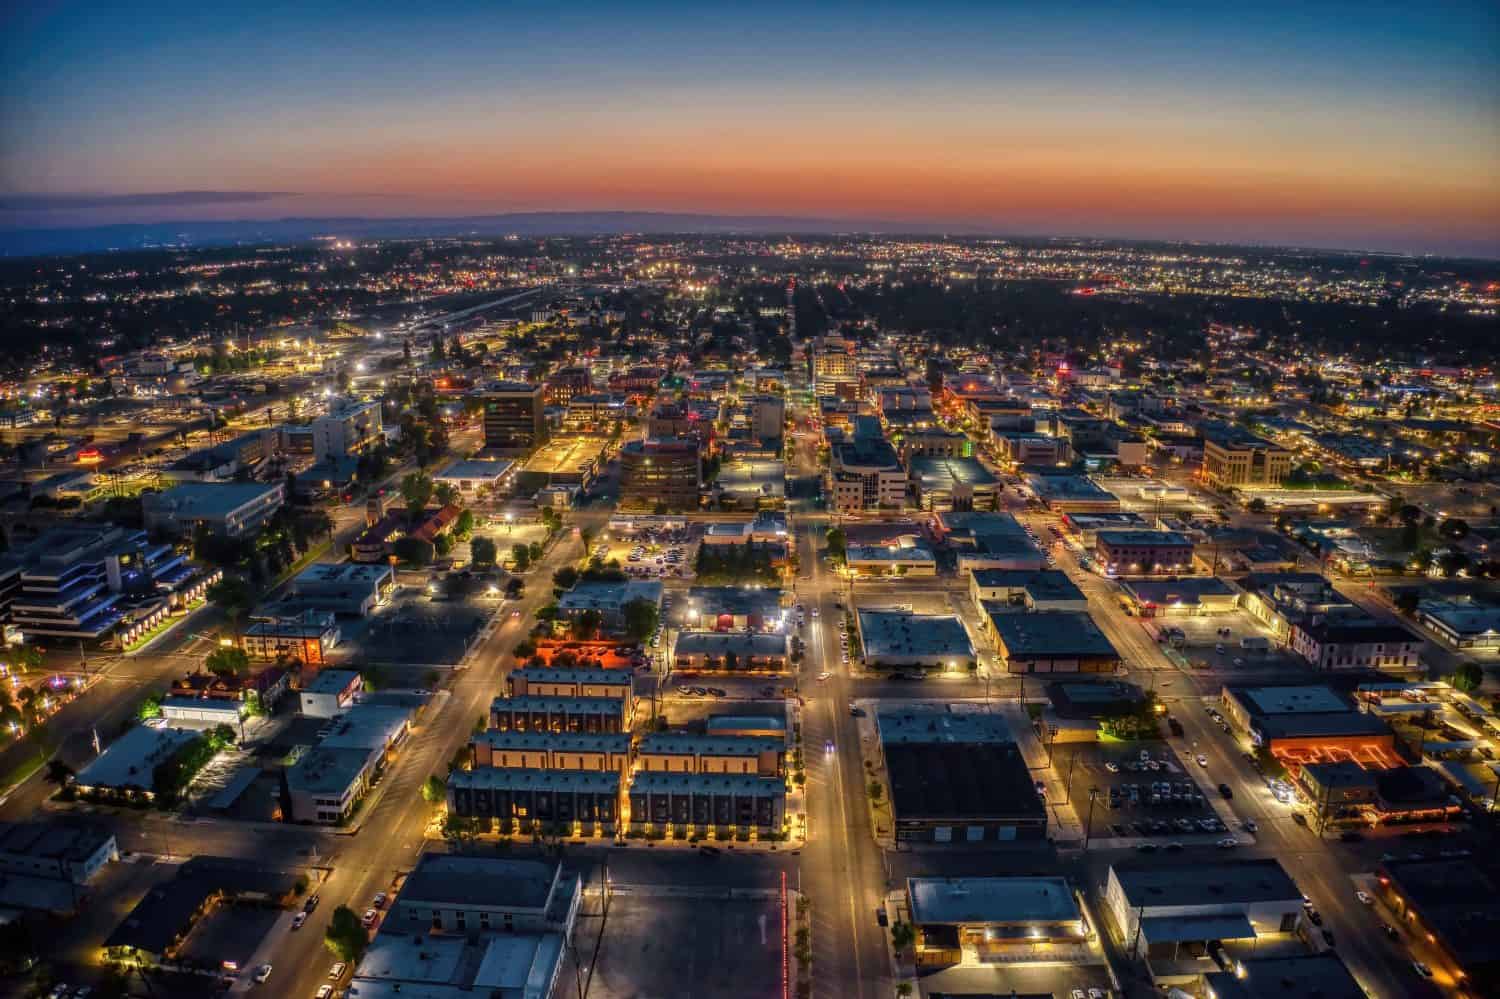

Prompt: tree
[
  {"left": 471, "top": 536, "right": 498, "bottom": 567},
  {"left": 421, "top": 775, "right": 447, "bottom": 804},
  {"left": 7, "top": 645, "right": 43, "bottom": 675},
  {"left": 400, "top": 472, "right": 434, "bottom": 519},
  {"left": 442, "top": 813, "right": 482, "bottom": 850},
  {"left": 512, "top": 543, "right": 531, "bottom": 571},
  {"left": 324, "top": 905, "right": 367, "bottom": 962},
  {"left": 573, "top": 609, "right": 603, "bottom": 640},
  {"left": 453, "top": 509, "right": 475, "bottom": 541},
  {"left": 867, "top": 779, "right": 883, "bottom": 803},
  {"left": 622, "top": 598, "right": 660, "bottom": 642},
  {"left": 1394, "top": 589, "right": 1421, "bottom": 616},
  {"left": 553, "top": 566, "right": 580, "bottom": 591},
  {"left": 1437, "top": 550, "right": 1470, "bottom": 578},
  {"left": 1398, "top": 504, "right": 1423, "bottom": 526},
  {"left": 1452, "top": 661, "right": 1484, "bottom": 694},
  {"left": 45, "top": 760, "right": 74, "bottom": 785},
  {"left": 204, "top": 646, "right": 250, "bottom": 678},
  {"left": 207, "top": 576, "right": 256, "bottom": 639},
  {"left": 434, "top": 532, "right": 455, "bottom": 558},
  {"left": 826, "top": 525, "right": 847, "bottom": 566},
  {"left": 528, "top": 541, "right": 543, "bottom": 563},
  {"left": 1247, "top": 497, "right": 1267, "bottom": 514},
  {"left": 433, "top": 482, "right": 460, "bottom": 508},
  {"left": 137, "top": 692, "right": 163, "bottom": 720},
  {"left": 392, "top": 536, "right": 434, "bottom": 567},
  {"left": 1440, "top": 518, "right": 1471, "bottom": 542},
  {"left": 889, "top": 919, "right": 915, "bottom": 952}
]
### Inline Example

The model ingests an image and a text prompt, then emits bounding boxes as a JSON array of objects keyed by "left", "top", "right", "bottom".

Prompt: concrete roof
[
  {"left": 401, "top": 854, "right": 558, "bottom": 911},
  {"left": 1232, "top": 685, "right": 1350, "bottom": 716},
  {"left": 74, "top": 726, "right": 198, "bottom": 790},
  {"left": 672, "top": 631, "right": 789, "bottom": 658},
  {"left": 990, "top": 611, "right": 1118, "bottom": 659},
  {"left": 450, "top": 767, "right": 621, "bottom": 796},
  {"left": 1113, "top": 858, "right": 1300, "bottom": 909},
  {"left": 858, "top": 608, "right": 973, "bottom": 659},
  {"left": 628, "top": 772, "right": 786, "bottom": 797},
  {"left": 907, "top": 877, "right": 1080, "bottom": 926},
  {"left": 1204, "top": 953, "right": 1365, "bottom": 999},
  {"left": 877, "top": 708, "right": 1012, "bottom": 746}
]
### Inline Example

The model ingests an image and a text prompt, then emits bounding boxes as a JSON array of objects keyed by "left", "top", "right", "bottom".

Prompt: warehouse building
[{"left": 989, "top": 611, "right": 1120, "bottom": 676}]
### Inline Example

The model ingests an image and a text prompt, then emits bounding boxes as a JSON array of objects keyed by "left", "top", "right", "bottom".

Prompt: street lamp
[{"left": 1083, "top": 787, "right": 1101, "bottom": 850}]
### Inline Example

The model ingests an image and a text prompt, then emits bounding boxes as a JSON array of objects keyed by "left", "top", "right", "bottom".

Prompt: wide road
[{"left": 277, "top": 515, "right": 591, "bottom": 998}]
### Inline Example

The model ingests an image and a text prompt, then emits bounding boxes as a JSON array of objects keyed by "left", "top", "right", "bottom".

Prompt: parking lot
[
  {"left": 1049, "top": 741, "right": 1233, "bottom": 843},
  {"left": 1160, "top": 609, "right": 1303, "bottom": 674},
  {"left": 585, "top": 894, "right": 784, "bottom": 999},
  {"left": 591, "top": 531, "right": 698, "bottom": 580},
  {"left": 348, "top": 588, "right": 490, "bottom": 666}
]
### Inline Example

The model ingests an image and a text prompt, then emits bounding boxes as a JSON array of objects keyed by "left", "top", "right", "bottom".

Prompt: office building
[
  {"left": 1094, "top": 529, "right": 1195, "bottom": 576},
  {"left": 1202, "top": 429, "right": 1293, "bottom": 489},
  {"left": 480, "top": 382, "right": 547, "bottom": 451},
  {"left": 142, "top": 481, "right": 285, "bottom": 539},
  {"left": 904, "top": 876, "right": 1088, "bottom": 967},
  {"left": 828, "top": 437, "right": 906, "bottom": 511},
  {"left": 312, "top": 397, "right": 383, "bottom": 460},
  {"left": 298, "top": 668, "right": 363, "bottom": 717},
  {"left": 0, "top": 820, "right": 118, "bottom": 885},
  {"left": 619, "top": 437, "right": 701, "bottom": 510},
  {"left": 988, "top": 611, "right": 1121, "bottom": 675}
]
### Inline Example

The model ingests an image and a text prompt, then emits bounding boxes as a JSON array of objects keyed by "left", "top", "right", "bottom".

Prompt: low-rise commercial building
[
  {"left": 828, "top": 437, "right": 907, "bottom": 511},
  {"left": 907, "top": 456, "right": 1000, "bottom": 512},
  {"left": 1202, "top": 953, "right": 1365, "bottom": 999},
  {"left": 72, "top": 725, "right": 199, "bottom": 802},
  {"left": 518, "top": 436, "right": 608, "bottom": 492},
  {"left": 989, "top": 611, "right": 1120, "bottom": 676},
  {"left": 671, "top": 631, "right": 790, "bottom": 672},
  {"left": 1289, "top": 616, "right": 1423, "bottom": 673},
  {"left": 1118, "top": 577, "right": 1240, "bottom": 617},
  {"left": 885, "top": 739, "right": 1044, "bottom": 844},
  {"left": 969, "top": 569, "right": 1088, "bottom": 613},
  {"left": 933, "top": 511, "right": 1045, "bottom": 573},
  {"left": 905, "top": 876, "right": 1088, "bottom": 967},
  {"left": 1374, "top": 859, "right": 1500, "bottom": 995},
  {"left": 142, "top": 481, "right": 286, "bottom": 539},
  {"left": 845, "top": 539, "right": 938, "bottom": 577},
  {"left": 1026, "top": 473, "right": 1120, "bottom": 513},
  {"left": 1416, "top": 596, "right": 1500, "bottom": 656},
  {"left": 681, "top": 585, "right": 786, "bottom": 631},
  {"left": 1060, "top": 510, "right": 1150, "bottom": 545},
  {"left": 1104, "top": 858, "right": 1304, "bottom": 963},
  {"left": 284, "top": 704, "right": 413, "bottom": 823},
  {"left": 298, "top": 668, "right": 362, "bottom": 717},
  {"left": 1094, "top": 529, "right": 1195, "bottom": 576},
  {"left": 556, "top": 579, "right": 662, "bottom": 635},
  {"left": 856, "top": 608, "right": 974, "bottom": 669},
  {"left": 433, "top": 458, "right": 515, "bottom": 496},
  {"left": 291, "top": 561, "right": 394, "bottom": 617},
  {"left": 242, "top": 609, "right": 340, "bottom": 665},
  {"left": 627, "top": 772, "right": 786, "bottom": 839},
  {"left": 0, "top": 820, "right": 117, "bottom": 885},
  {"left": 1220, "top": 685, "right": 1397, "bottom": 771},
  {"left": 635, "top": 733, "right": 785, "bottom": 776}
]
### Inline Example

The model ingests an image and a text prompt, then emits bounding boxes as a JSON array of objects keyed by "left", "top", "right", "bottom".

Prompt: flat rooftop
[
  {"left": 628, "top": 772, "right": 786, "bottom": 797},
  {"left": 509, "top": 666, "right": 632, "bottom": 686},
  {"left": 522, "top": 436, "right": 608, "bottom": 474},
  {"left": 146, "top": 481, "right": 281, "bottom": 517},
  {"left": 685, "top": 586, "right": 784, "bottom": 617},
  {"left": 435, "top": 458, "right": 514, "bottom": 481},
  {"left": 451, "top": 766, "right": 621, "bottom": 796},
  {"left": 1113, "top": 858, "right": 1300, "bottom": 908},
  {"left": 846, "top": 542, "right": 936, "bottom": 563},
  {"left": 972, "top": 569, "right": 1085, "bottom": 603},
  {"left": 472, "top": 730, "right": 631, "bottom": 753},
  {"left": 877, "top": 708, "right": 1013, "bottom": 746},
  {"left": 885, "top": 742, "right": 1043, "bottom": 822},
  {"left": 673, "top": 631, "right": 789, "bottom": 658},
  {"left": 990, "top": 611, "right": 1118, "bottom": 658},
  {"left": 1204, "top": 953, "right": 1365, "bottom": 999},
  {"left": 1232, "top": 685, "right": 1351, "bottom": 716},
  {"left": 636, "top": 733, "right": 784, "bottom": 757},
  {"left": 303, "top": 668, "right": 361, "bottom": 694},
  {"left": 858, "top": 608, "right": 973, "bottom": 659},
  {"left": 1121, "top": 577, "right": 1237, "bottom": 606},
  {"left": 908, "top": 456, "right": 997, "bottom": 487},
  {"left": 907, "top": 876, "right": 1080, "bottom": 926},
  {"left": 75, "top": 726, "right": 198, "bottom": 789},
  {"left": 402, "top": 854, "right": 559, "bottom": 911},
  {"left": 1028, "top": 474, "right": 1117, "bottom": 501},
  {"left": 1095, "top": 529, "right": 1193, "bottom": 547},
  {"left": 296, "top": 561, "right": 392, "bottom": 585}
]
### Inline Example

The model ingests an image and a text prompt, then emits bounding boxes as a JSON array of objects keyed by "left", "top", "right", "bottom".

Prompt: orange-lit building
[{"left": 1220, "top": 685, "right": 1397, "bottom": 775}]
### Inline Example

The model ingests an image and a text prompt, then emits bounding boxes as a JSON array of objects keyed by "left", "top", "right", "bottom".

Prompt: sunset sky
[{"left": 2, "top": 1, "right": 1497, "bottom": 255}]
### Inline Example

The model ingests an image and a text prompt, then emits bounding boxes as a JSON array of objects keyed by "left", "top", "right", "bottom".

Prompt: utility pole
[{"left": 1083, "top": 787, "right": 1100, "bottom": 850}]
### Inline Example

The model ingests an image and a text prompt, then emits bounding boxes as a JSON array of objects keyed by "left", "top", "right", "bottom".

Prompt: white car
[
  {"left": 816, "top": 672, "right": 832, "bottom": 682},
  {"left": 1356, "top": 890, "right": 1372, "bottom": 905},
  {"left": 1196, "top": 754, "right": 1209, "bottom": 767},
  {"left": 328, "top": 963, "right": 347, "bottom": 980},
  {"left": 362, "top": 908, "right": 378, "bottom": 927},
  {"left": 1412, "top": 961, "right": 1434, "bottom": 979},
  {"left": 292, "top": 911, "right": 307, "bottom": 930},
  {"left": 316, "top": 988, "right": 334, "bottom": 999},
  {"left": 1104, "top": 762, "right": 1120, "bottom": 773}
]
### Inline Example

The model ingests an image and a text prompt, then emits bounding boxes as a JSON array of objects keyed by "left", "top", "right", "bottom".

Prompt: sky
[{"left": 2, "top": 0, "right": 1498, "bottom": 256}]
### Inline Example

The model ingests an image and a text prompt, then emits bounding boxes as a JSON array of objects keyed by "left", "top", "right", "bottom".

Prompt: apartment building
[
  {"left": 1201, "top": 429, "right": 1293, "bottom": 489},
  {"left": 312, "top": 398, "right": 383, "bottom": 460}
]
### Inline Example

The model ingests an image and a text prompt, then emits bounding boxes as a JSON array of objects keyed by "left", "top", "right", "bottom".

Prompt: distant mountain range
[{"left": 0, "top": 211, "right": 996, "bottom": 257}]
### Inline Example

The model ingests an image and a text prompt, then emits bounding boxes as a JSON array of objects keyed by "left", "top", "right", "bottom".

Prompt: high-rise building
[
  {"left": 812, "top": 336, "right": 858, "bottom": 397},
  {"left": 619, "top": 437, "right": 702, "bottom": 510},
  {"left": 480, "top": 382, "right": 547, "bottom": 451},
  {"left": 312, "top": 398, "right": 383, "bottom": 461}
]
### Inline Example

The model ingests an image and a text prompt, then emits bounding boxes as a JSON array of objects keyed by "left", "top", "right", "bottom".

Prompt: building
[
  {"left": 627, "top": 771, "right": 786, "bottom": 839},
  {"left": 481, "top": 382, "right": 547, "bottom": 451},
  {"left": 142, "top": 481, "right": 285, "bottom": 538},
  {"left": 312, "top": 398, "right": 383, "bottom": 460},
  {"left": 72, "top": 725, "right": 200, "bottom": 802},
  {"left": 349, "top": 855, "right": 578, "bottom": 999},
  {"left": 488, "top": 695, "right": 631, "bottom": 734},
  {"left": 989, "top": 611, "right": 1120, "bottom": 676},
  {"left": 856, "top": 608, "right": 974, "bottom": 669},
  {"left": 1094, "top": 529, "right": 1195, "bottom": 576},
  {"left": 1416, "top": 596, "right": 1500, "bottom": 655},
  {"left": 1295, "top": 761, "right": 1460, "bottom": 828},
  {"left": 242, "top": 609, "right": 340, "bottom": 665},
  {"left": 1060, "top": 511, "right": 1149, "bottom": 545},
  {"left": 845, "top": 539, "right": 938, "bottom": 577},
  {"left": 997, "top": 432, "right": 1072, "bottom": 467},
  {"left": 504, "top": 666, "right": 633, "bottom": 700},
  {"left": 904, "top": 876, "right": 1088, "bottom": 967},
  {"left": 1118, "top": 577, "right": 1240, "bottom": 617},
  {"left": 1201, "top": 429, "right": 1292, "bottom": 489},
  {"left": 298, "top": 668, "right": 363, "bottom": 717},
  {"left": 746, "top": 394, "right": 786, "bottom": 445},
  {"left": 828, "top": 437, "right": 906, "bottom": 511},
  {"left": 1202, "top": 953, "right": 1365, "bottom": 999},
  {"left": 934, "top": 511, "right": 1045, "bottom": 573},
  {"left": 969, "top": 569, "right": 1088, "bottom": 613},
  {"left": 1219, "top": 685, "right": 1397, "bottom": 771},
  {"left": 715, "top": 457, "right": 786, "bottom": 508},
  {"left": 556, "top": 579, "right": 662, "bottom": 634},
  {"left": 885, "top": 739, "right": 1044, "bottom": 844},
  {"left": 291, "top": 561, "right": 394, "bottom": 616},
  {"left": 619, "top": 437, "right": 701, "bottom": 510},
  {"left": 1104, "top": 859, "right": 1304, "bottom": 965},
  {"left": 907, "top": 456, "right": 1000, "bottom": 512},
  {"left": 897, "top": 427, "right": 971, "bottom": 461},
  {"left": 518, "top": 436, "right": 608, "bottom": 492},
  {"left": 1289, "top": 617, "right": 1422, "bottom": 672},
  {"left": 0, "top": 820, "right": 117, "bottom": 885},
  {"left": 470, "top": 731, "right": 632, "bottom": 772},
  {"left": 812, "top": 336, "right": 858, "bottom": 396},
  {"left": 284, "top": 704, "right": 413, "bottom": 823},
  {"left": 634, "top": 733, "right": 785, "bottom": 776},
  {"left": 1026, "top": 473, "right": 1121, "bottom": 513},
  {"left": 433, "top": 458, "right": 515, "bottom": 496},
  {"left": 448, "top": 767, "right": 622, "bottom": 837},
  {"left": 1374, "top": 859, "right": 1500, "bottom": 995},
  {"left": 671, "top": 631, "right": 790, "bottom": 672},
  {"left": 681, "top": 585, "right": 785, "bottom": 631},
  {"left": 705, "top": 713, "right": 787, "bottom": 741},
  {"left": 6, "top": 525, "right": 201, "bottom": 642},
  {"left": 545, "top": 364, "right": 593, "bottom": 405},
  {"left": 875, "top": 706, "right": 1013, "bottom": 752}
]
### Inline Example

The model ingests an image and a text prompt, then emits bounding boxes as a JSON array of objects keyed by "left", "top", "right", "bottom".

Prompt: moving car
[
  {"left": 1356, "top": 890, "right": 1372, "bottom": 905},
  {"left": 1412, "top": 961, "right": 1434, "bottom": 979},
  {"left": 1196, "top": 754, "right": 1209, "bottom": 767},
  {"left": 253, "top": 965, "right": 273, "bottom": 984},
  {"left": 362, "top": 908, "right": 378, "bottom": 927},
  {"left": 292, "top": 911, "right": 307, "bottom": 930},
  {"left": 328, "top": 963, "right": 347, "bottom": 979},
  {"left": 1218, "top": 783, "right": 1233, "bottom": 799}
]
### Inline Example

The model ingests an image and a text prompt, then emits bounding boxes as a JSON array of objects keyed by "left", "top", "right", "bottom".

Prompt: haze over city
[{"left": 3, "top": 1, "right": 1499, "bottom": 255}]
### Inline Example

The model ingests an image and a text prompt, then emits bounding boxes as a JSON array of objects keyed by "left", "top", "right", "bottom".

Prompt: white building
[
  {"left": 142, "top": 481, "right": 285, "bottom": 539},
  {"left": 313, "top": 398, "right": 383, "bottom": 460},
  {"left": 299, "top": 668, "right": 363, "bottom": 718}
]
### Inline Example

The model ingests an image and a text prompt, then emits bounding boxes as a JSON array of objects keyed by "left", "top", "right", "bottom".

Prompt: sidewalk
[{"left": 994, "top": 701, "right": 1086, "bottom": 843}]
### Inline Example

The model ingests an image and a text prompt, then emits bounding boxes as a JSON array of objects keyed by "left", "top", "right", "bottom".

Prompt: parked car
[
  {"left": 328, "top": 963, "right": 347, "bottom": 980},
  {"left": 1356, "top": 890, "right": 1372, "bottom": 905},
  {"left": 292, "top": 911, "right": 307, "bottom": 930},
  {"left": 1218, "top": 783, "right": 1233, "bottom": 799},
  {"left": 253, "top": 965, "right": 273, "bottom": 984},
  {"left": 362, "top": 908, "right": 378, "bottom": 927},
  {"left": 1412, "top": 961, "right": 1434, "bottom": 979}
]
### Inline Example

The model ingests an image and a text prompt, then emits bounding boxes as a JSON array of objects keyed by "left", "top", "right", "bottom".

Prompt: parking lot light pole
[{"left": 1083, "top": 787, "right": 1100, "bottom": 850}]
